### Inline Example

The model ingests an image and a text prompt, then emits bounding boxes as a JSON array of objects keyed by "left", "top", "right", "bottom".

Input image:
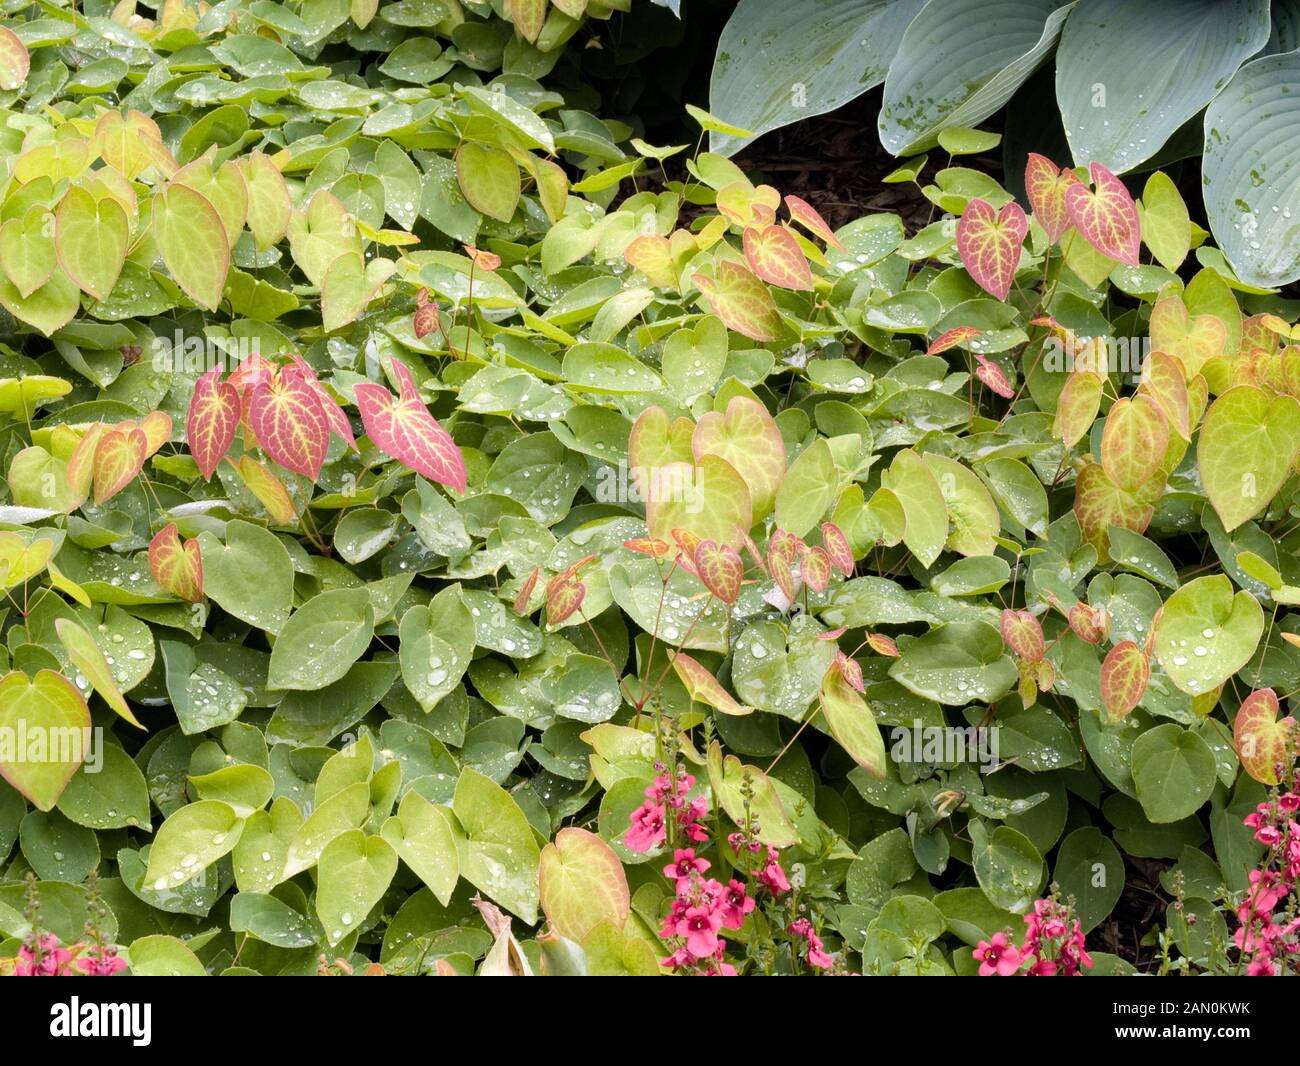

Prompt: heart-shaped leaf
[
  {"left": 1064, "top": 162, "right": 1140, "bottom": 265},
  {"left": 957, "top": 198, "right": 1026, "bottom": 300},
  {"left": 0, "top": 670, "right": 92, "bottom": 811},
  {"left": 1024, "top": 153, "right": 1074, "bottom": 243},
  {"left": 92, "top": 423, "right": 147, "bottom": 504},
  {"left": 1100, "top": 640, "right": 1149, "bottom": 722},
  {"left": 148, "top": 523, "right": 204, "bottom": 603},
  {"left": 248, "top": 366, "right": 330, "bottom": 479},
  {"left": 1233, "top": 688, "right": 1297, "bottom": 785},
  {"left": 355, "top": 359, "right": 467, "bottom": 494},
  {"left": 1154, "top": 574, "right": 1264, "bottom": 697},
  {"left": 1198, "top": 385, "right": 1300, "bottom": 531}
]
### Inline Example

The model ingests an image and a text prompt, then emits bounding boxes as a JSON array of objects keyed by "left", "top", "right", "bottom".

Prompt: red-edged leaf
[
  {"left": 835, "top": 649, "right": 864, "bottom": 693},
  {"left": 1000, "top": 609, "right": 1045, "bottom": 662},
  {"left": 186, "top": 367, "right": 240, "bottom": 480},
  {"left": 974, "top": 353, "right": 1015, "bottom": 399},
  {"left": 819, "top": 626, "right": 849, "bottom": 641},
  {"left": 623, "top": 234, "right": 676, "bottom": 289},
  {"left": 1053, "top": 370, "right": 1104, "bottom": 448},
  {"left": 1064, "top": 162, "right": 1140, "bottom": 265},
  {"left": 1099, "top": 641, "right": 1148, "bottom": 722},
  {"left": 1068, "top": 602, "right": 1108, "bottom": 644},
  {"left": 672, "top": 652, "right": 752, "bottom": 716},
  {"left": 227, "top": 352, "right": 273, "bottom": 394},
  {"left": 693, "top": 539, "right": 743, "bottom": 604},
  {"left": 288, "top": 354, "right": 356, "bottom": 449},
  {"left": 623, "top": 537, "right": 670, "bottom": 558},
  {"left": 413, "top": 303, "right": 440, "bottom": 340},
  {"left": 866, "top": 633, "right": 900, "bottom": 658},
  {"left": 820, "top": 521, "right": 853, "bottom": 576},
  {"left": 355, "top": 360, "right": 467, "bottom": 494},
  {"left": 134, "top": 411, "right": 172, "bottom": 457},
  {"left": 742, "top": 225, "right": 812, "bottom": 291},
  {"left": 248, "top": 366, "right": 329, "bottom": 479},
  {"left": 148, "top": 522, "right": 203, "bottom": 603},
  {"left": 1024, "top": 153, "right": 1074, "bottom": 244},
  {"left": 768, "top": 528, "right": 804, "bottom": 564},
  {"left": 463, "top": 244, "right": 501, "bottom": 272},
  {"left": 801, "top": 546, "right": 831, "bottom": 593},
  {"left": 514, "top": 566, "right": 540, "bottom": 615},
  {"left": 1100, "top": 393, "right": 1169, "bottom": 493},
  {"left": 692, "top": 261, "right": 782, "bottom": 342},
  {"left": 1233, "top": 688, "right": 1297, "bottom": 785},
  {"left": 927, "top": 326, "right": 984, "bottom": 355},
  {"left": 545, "top": 571, "right": 585, "bottom": 626},
  {"left": 66, "top": 423, "right": 104, "bottom": 502},
  {"left": 671, "top": 527, "right": 702, "bottom": 561},
  {"left": 769, "top": 549, "right": 796, "bottom": 603},
  {"left": 1140, "top": 350, "right": 1191, "bottom": 440},
  {"left": 507, "top": 0, "right": 545, "bottom": 43},
  {"left": 92, "top": 424, "right": 147, "bottom": 503},
  {"left": 741, "top": 530, "right": 769, "bottom": 576},
  {"left": 784, "top": 194, "right": 845, "bottom": 250},
  {"left": 956, "top": 197, "right": 1027, "bottom": 301}
]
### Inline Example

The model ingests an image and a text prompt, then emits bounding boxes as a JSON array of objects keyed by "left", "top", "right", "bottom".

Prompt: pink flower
[
  {"left": 719, "top": 880, "right": 755, "bottom": 930},
  {"left": 15, "top": 935, "right": 74, "bottom": 977},
  {"left": 78, "top": 946, "right": 127, "bottom": 976},
  {"left": 663, "top": 848, "right": 710, "bottom": 890},
  {"left": 675, "top": 905, "right": 723, "bottom": 958},
  {"left": 973, "top": 932, "right": 1023, "bottom": 976},
  {"left": 806, "top": 934, "right": 834, "bottom": 970},
  {"left": 758, "top": 848, "right": 790, "bottom": 895},
  {"left": 624, "top": 801, "right": 666, "bottom": 853}
]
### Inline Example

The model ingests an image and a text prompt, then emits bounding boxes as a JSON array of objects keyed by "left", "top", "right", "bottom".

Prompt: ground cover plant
[{"left": 2, "top": 0, "right": 1300, "bottom": 978}]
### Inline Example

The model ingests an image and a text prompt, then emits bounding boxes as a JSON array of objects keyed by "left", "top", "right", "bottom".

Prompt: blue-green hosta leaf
[
  {"left": 879, "top": 0, "right": 1075, "bottom": 155},
  {"left": 708, "top": 0, "right": 924, "bottom": 155},
  {"left": 1057, "top": 0, "right": 1270, "bottom": 174},
  {"left": 1204, "top": 47, "right": 1300, "bottom": 286}
]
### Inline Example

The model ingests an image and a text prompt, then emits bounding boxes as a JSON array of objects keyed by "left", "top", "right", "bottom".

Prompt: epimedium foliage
[{"left": 1, "top": 3, "right": 1300, "bottom": 978}]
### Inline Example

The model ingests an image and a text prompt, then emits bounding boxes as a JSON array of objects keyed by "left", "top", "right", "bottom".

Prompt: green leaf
[
  {"left": 774, "top": 438, "right": 837, "bottom": 537},
  {"left": 154, "top": 184, "right": 230, "bottom": 311},
  {"left": 971, "top": 821, "right": 1044, "bottom": 914},
  {"left": 1153, "top": 574, "right": 1264, "bottom": 697},
  {"left": 128, "top": 934, "right": 206, "bottom": 976},
  {"left": 143, "top": 799, "right": 244, "bottom": 889},
  {"left": 398, "top": 587, "right": 474, "bottom": 711},
  {"left": 381, "top": 790, "right": 459, "bottom": 905},
  {"left": 1132, "top": 723, "right": 1218, "bottom": 823},
  {"left": 1051, "top": 826, "right": 1123, "bottom": 932},
  {"left": 315, "top": 829, "right": 398, "bottom": 946},
  {"left": 889, "top": 621, "right": 1018, "bottom": 705},
  {"left": 56, "top": 744, "right": 150, "bottom": 830},
  {"left": 268, "top": 588, "right": 375, "bottom": 691},
  {"left": 1198, "top": 386, "right": 1300, "bottom": 532},
  {"left": 454, "top": 142, "right": 520, "bottom": 223},
  {"left": 199, "top": 521, "right": 295, "bottom": 635},
  {"left": 452, "top": 767, "right": 541, "bottom": 923},
  {"left": 0, "top": 670, "right": 91, "bottom": 811}
]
